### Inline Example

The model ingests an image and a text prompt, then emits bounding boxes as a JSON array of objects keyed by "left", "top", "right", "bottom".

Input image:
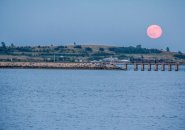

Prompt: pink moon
[{"left": 147, "top": 25, "right": 163, "bottom": 39}]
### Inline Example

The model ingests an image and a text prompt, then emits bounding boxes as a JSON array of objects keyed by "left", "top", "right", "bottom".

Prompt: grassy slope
[{"left": 0, "top": 45, "right": 184, "bottom": 62}]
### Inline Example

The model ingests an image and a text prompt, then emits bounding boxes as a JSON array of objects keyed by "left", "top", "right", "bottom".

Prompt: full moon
[{"left": 147, "top": 25, "right": 162, "bottom": 39}]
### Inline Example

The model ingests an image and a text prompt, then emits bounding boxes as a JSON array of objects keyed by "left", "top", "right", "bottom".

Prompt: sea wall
[{"left": 0, "top": 62, "right": 119, "bottom": 70}]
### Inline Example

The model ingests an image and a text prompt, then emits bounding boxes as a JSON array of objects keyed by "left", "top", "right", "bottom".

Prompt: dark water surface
[{"left": 0, "top": 69, "right": 185, "bottom": 130}]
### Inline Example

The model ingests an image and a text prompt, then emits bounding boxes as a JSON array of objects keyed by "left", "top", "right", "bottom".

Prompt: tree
[
  {"left": 166, "top": 47, "right": 170, "bottom": 52},
  {"left": 178, "top": 51, "right": 182, "bottom": 55},
  {"left": 85, "top": 47, "right": 92, "bottom": 52},
  {"left": 10, "top": 43, "right": 15, "bottom": 48},
  {"left": 99, "top": 48, "right": 104, "bottom": 52},
  {"left": 74, "top": 45, "right": 82, "bottom": 48},
  {"left": 136, "top": 45, "right": 142, "bottom": 49},
  {"left": 1, "top": 42, "right": 6, "bottom": 48}
]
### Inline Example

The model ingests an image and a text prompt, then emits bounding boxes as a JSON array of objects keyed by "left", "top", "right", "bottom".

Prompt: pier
[
  {"left": 119, "top": 62, "right": 182, "bottom": 71},
  {"left": 0, "top": 62, "right": 184, "bottom": 71}
]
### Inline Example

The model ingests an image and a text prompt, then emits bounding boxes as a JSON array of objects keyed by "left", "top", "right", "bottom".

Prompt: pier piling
[
  {"left": 175, "top": 64, "right": 179, "bottom": 71},
  {"left": 161, "top": 64, "right": 165, "bottom": 71},
  {"left": 148, "top": 64, "right": 151, "bottom": 71},
  {"left": 134, "top": 64, "right": 138, "bottom": 71},
  {"left": 141, "top": 64, "right": 145, "bottom": 71},
  {"left": 155, "top": 64, "right": 158, "bottom": 71},
  {"left": 124, "top": 64, "right": 128, "bottom": 70},
  {"left": 168, "top": 64, "right": 172, "bottom": 71}
]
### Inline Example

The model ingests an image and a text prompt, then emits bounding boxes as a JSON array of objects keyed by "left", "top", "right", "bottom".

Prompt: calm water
[{"left": 0, "top": 69, "right": 185, "bottom": 130}]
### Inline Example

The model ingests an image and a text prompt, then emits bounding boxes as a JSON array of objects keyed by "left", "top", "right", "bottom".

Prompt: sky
[{"left": 0, "top": 0, "right": 185, "bottom": 51}]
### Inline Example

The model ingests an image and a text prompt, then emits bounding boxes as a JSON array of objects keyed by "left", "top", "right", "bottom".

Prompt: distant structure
[{"left": 102, "top": 57, "right": 130, "bottom": 63}]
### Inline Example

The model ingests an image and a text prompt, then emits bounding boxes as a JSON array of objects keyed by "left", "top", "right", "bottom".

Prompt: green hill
[{"left": 0, "top": 43, "right": 185, "bottom": 63}]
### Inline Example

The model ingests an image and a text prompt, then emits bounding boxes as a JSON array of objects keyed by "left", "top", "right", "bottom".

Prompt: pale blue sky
[{"left": 0, "top": 0, "right": 185, "bottom": 51}]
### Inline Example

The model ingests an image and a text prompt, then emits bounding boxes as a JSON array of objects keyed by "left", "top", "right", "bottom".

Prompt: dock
[{"left": 119, "top": 63, "right": 182, "bottom": 71}]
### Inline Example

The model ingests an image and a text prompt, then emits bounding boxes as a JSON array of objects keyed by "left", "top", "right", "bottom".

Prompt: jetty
[
  {"left": 0, "top": 62, "right": 119, "bottom": 70},
  {"left": 0, "top": 62, "right": 184, "bottom": 71}
]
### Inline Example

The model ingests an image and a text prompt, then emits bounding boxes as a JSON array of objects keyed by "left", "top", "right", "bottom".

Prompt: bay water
[{"left": 0, "top": 69, "right": 185, "bottom": 130}]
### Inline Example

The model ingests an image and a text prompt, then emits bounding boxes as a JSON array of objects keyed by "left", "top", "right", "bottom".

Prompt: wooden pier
[{"left": 119, "top": 63, "right": 182, "bottom": 71}]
